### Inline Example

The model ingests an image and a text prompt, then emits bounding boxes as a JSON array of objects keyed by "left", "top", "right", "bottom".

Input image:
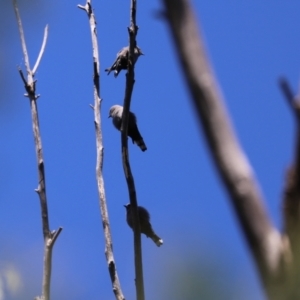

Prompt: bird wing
[
  {"left": 138, "top": 206, "right": 150, "bottom": 221},
  {"left": 117, "top": 47, "right": 128, "bottom": 57},
  {"left": 129, "top": 111, "right": 137, "bottom": 123}
]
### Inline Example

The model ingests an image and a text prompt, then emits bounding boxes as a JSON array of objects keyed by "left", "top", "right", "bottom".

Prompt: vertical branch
[
  {"left": 120, "top": 1, "right": 145, "bottom": 300},
  {"left": 78, "top": 2, "right": 125, "bottom": 300},
  {"left": 13, "top": 2, "right": 62, "bottom": 300}
]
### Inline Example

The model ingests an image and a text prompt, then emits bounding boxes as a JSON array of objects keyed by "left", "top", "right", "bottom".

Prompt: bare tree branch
[
  {"left": 119, "top": 1, "right": 144, "bottom": 299},
  {"left": 13, "top": 1, "right": 62, "bottom": 300},
  {"left": 32, "top": 24, "right": 49, "bottom": 75},
  {"left": 279, "top": 78, "right": 300, "bottom": 121},
  {"left": 78, "top": 1, "right": 125, "bottom": 299},
  {"left": 12, "top": 0, "right": 31, "bottom": 75},
  {"left": 161, "top": 0, "right": 287, "bottom": 296},
  {"left": 278, "top": 78, "right": 300, "bottom": 299},
  {"left": 121, "top": 0, "right": 145, "bottom": 300},
  {"left": 279, "top": 79, "right": 300, "bottom": 240}
]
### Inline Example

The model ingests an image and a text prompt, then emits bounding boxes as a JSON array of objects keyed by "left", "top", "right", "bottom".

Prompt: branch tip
[
  {"left": 77, "top": 5, "right": 86, "bottom": 11},
  {"left": 49, "top": 227, "right": 63, "bottom": 246},
  {"left": 279, "top": 77, "right": 294, "bottom": 101},
  {"left": 32, "top": 23, "right": 49, "bottom": 75},
  {"left": 279, "top": 77, "right": 300, "bottom": 121}
]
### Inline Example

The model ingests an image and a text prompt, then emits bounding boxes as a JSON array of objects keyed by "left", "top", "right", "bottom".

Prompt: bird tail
[
  {"left": 143, "top": 223, "right": 163, "bottom": 247},
  {"left": 135, "top": 139, "right": 147, "bottom": 152},
  {"left": 129, "top": 121, "right": 147, "bottom": 151},
  {"left": 151, "top": 233, "right": 163, "bottom": 247}
]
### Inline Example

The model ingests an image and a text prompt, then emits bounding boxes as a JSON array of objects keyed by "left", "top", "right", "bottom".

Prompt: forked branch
[{"left": 12, "top": 1, "right": 62, "bottom": 300}]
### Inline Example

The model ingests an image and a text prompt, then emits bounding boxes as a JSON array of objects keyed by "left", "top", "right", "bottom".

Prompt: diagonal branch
[
  {"left": 120, "top": 1, "right": 144, "bottom": 300},
  {"left": 279, "top": 78, "right": 300, "bottom": 122},
  {"left": 78, "top": 1, "right": 125, "bottom": 299},
  {"left": 13, "top": 2, "right": 62, "bottom": 300},
  {"left": 161, "top": 0, "right": 286, "bottom": 295},
  {"left": 32, "top": 24, "right": 49, "bottom": 75}
]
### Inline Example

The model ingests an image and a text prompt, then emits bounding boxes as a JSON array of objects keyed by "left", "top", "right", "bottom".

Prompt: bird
[
  {"left": 124, "top": 204, "right": 163, "bottom": 247},
  {"left": 109, "top": 105, "right": 147, "bottom": 152},
  {"left": 105, "top": 46, "right": 144, "bottom": 77}
]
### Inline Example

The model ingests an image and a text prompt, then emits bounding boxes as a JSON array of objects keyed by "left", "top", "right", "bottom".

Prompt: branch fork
[{"left": 13, "top": 1, "right": 62, "bottom": 300}]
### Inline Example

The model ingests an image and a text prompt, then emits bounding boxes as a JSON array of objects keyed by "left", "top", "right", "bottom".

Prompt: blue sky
[{"left": 1, "top": 1, "right": 300, "bottom": 299}]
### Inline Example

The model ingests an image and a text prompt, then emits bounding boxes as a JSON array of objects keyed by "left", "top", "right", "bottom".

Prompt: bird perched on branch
[
  {"left": 124, "top": 204, "right": 163, "bottom": 247},
  {"left": 105, "top": 46, "right": 144, "bottom": 77},
  {"left": 109, "top": 105, "right": 147, "bottom": 152}
]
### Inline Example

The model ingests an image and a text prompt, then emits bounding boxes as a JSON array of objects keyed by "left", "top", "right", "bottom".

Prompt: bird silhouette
[
  {"left": 109, "top": 105, "right": 147, "bottom": 152},
  {"left": 124, "top": 204, "right": 163, "bottom": 247},
  {"left": 105, "top": 46, "right": 143, "bottom": 77}
]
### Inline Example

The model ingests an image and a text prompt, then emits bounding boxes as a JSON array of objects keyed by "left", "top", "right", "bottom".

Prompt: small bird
[
  {"left": 124, "top": 204, "right": 163, "bottom": 247},
  {"left": 105, "top": 46, "right": 144, "bottom": 77},
  {"left": 109, "top": 105, "right": 147, "bottom": 152}
]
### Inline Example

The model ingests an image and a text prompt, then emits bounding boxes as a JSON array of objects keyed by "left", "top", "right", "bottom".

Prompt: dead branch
[
  {"left": 78, "top": 1, "right": 125, "bottom": 299},
  {"left": 120, "top": 0, "right": 144, "bottom": 299},
  {"left": 161, "top": 0, "right": 288, "bottom": 297},
  {"left": 12, "top": 1, "right": 62, "bottom": 300},
  {"left": 279, "top": 78, "right": 300, "bottom": 241},
  {"left": 32, "top": 24, "right": 49, "bottom": 75},
  {"left": 277, "top": 78, "right": 300, "bottom": 299}
]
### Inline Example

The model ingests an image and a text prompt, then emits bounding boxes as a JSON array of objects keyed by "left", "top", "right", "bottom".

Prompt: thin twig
[
  {"left": 120, "top": 1, "right": 144, "bottom": 299},
  {"left": 12, "top": 0, "right": 31, "bottom": 75},
  {"left": 32, "top": 24, "right": 49, "bottom": 75},
  {"left": 13, "top": 1, "right": 62, "bottom": 300},
  {"left": 279, "top": 78, "right": 300, "bottom": 122},
  {"left": 161, "top": 0, "right": 286, "bottom": 297},
  {"left": 78, "top": 1, "right": 125, "bottom": 299}
]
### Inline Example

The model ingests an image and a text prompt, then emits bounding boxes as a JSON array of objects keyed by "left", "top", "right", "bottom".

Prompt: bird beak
[{"left": 108, "top": 115, "right": 111, "bottom": 118}]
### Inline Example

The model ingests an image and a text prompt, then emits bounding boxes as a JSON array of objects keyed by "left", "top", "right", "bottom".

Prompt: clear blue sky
[{"left": 1, "top": 1, "right": 300, "bottom": 299}]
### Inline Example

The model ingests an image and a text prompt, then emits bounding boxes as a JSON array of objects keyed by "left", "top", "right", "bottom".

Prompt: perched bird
[
  {"left": 124, "top": 204, "right": 163, "bottom": 247},
  {"left": 105, "top": 46, "right": 144, "bottom": 77},
  {"left": 109, "top": 105, "right": 147, "bottom": 152}
]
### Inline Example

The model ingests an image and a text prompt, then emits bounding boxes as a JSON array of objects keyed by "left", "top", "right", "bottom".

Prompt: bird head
[{"left": 109, "top": 105, "right": 122, "bottom": 118}]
